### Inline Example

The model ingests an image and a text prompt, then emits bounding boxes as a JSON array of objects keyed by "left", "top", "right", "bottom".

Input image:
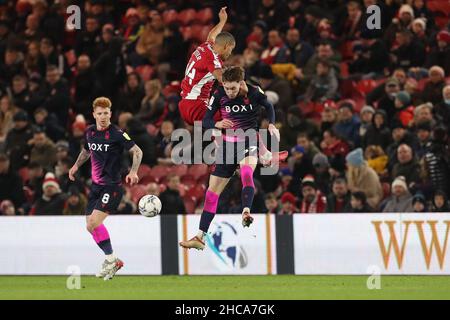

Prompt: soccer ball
[{"left": 138, "top": 195, "right": 162, "bottom": 217}]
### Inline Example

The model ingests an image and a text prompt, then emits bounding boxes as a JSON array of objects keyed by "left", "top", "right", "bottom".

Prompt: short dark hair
[
  {"left": 215, "top": 32, "right": 235, "bottom": 46},
  {"left": 333, "top": 177, "right": 347, "bottom": 185},
  {"left": 222, "top": 66, "right": 245, "bottom": 83}
]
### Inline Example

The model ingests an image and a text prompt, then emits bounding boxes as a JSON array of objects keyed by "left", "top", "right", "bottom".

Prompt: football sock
[
  {"left": 91, "top": 224, "right": 113, "bottom": 255},
  {"left": 240, "top": 165, "right": 255, "bottom": 210},
  {"left": 199, "top": 190, "right": 219, "bottom": 234}
]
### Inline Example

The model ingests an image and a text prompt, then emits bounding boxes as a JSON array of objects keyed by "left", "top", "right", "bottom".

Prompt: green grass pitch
[{"left": 1, "top": 275, "right": 450, "bottom": 300}]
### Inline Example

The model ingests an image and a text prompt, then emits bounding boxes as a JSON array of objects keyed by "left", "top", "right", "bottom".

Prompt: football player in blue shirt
[{"left": 180, "top": 66, "right": 280, "bottom": 250}]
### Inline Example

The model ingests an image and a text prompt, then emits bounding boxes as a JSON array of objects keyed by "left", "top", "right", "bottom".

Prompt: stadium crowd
[{"left": 0, "top": 0, "right": 449, "bottom": 215}]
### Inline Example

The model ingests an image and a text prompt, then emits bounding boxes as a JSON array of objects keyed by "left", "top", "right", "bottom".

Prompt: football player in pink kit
[
  {"left": 69, "top": 97, "right": 143, "bottom": 280},
  {"left": 179, "top": 7, "right": 287, "bottom": 165}
]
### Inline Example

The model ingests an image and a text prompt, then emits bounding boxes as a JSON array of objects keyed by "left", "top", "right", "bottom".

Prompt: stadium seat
[
  {"left": 177, "top": 8, "right": 197, "bottom": 26},
  {"left": 339, "top": 41, "right": 354, "bottom": 60},
  {"left": 187, "top": 164, "right": 209, "bottom": 179},
  {"left": 151, "top": 165, "right": 170, "bottom": 182},
  {"left": 356, "top": 79, "right": 378, "bottom": 95},
  {"left": 190, "top": 24, "right": 205, "bottom": 42},
  {"left": 196, "top": 7, "right": 213, "bottom": 24},
  {"left": 340, "top": 62, "right": 349, "bottom": 78},
  {"left": 417, "top": 78, "right": 428, "bottom": 91},
  {"left": 186, "top": 184, "right": 206, "bottom": 201},
  {"left": 137, "top": 164, "right": 152, "bottom": 179},
  {"left": 183, "top": 196, "right": 197, "bottom": 214},
  {"left": 172, "top": 164, "right": 188, "bottom": 177},
  {"left": 130, "top": 185, "right": 148, "bottom": 203},
  {"left": 162, "top": 9, "right": 178, "bottom": 25},
  {"left": 181, "top": 174, "right": 196, "bottom": 185},
  {"left": 196, "top": 173, "right": 210, "bottom": 186},
  {"left": 139, "top": 175, "right": 157, "bottom": 185}
]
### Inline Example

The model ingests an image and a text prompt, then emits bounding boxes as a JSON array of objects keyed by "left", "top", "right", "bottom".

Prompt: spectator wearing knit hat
[
  {"left": 278, "top": 192, "right": 298, "bottom": 215},
  {"left": 393, "top": 90, "right": 414, "bottom": 128},
  {"left": 384, "top": 4, "right": 415, "bottom": 46},
  {"left": 30, "top": 172, "right": 67, "bottom": 215},
  {"left": 346, "top": 148, "right": 383, "bottom": 210},
  {"left": 412, "top": 192, "right": 427, "bottom": 213},
  {"left": 359, "top": 105, "right": 375, "bottom": 142},
  {"left": 300, "top": 175, "right": 327, "bottom": 213},
  {"left": 425, "top": 30, "right": 450, "bottom": 74},
  {"left": 383, "top": 176, "right": 413, "bottom": 212},
  {"left": 421, "top": 66, "right": 446, "bottom": 106},
  {"left": 312, "top": 152, "right": 332, "bottom": 196}
]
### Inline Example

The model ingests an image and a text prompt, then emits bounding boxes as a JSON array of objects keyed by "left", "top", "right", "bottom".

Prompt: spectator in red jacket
[
  {"left": 300, "top": 175, "right": 327, "bottom": 213},
  {"left": 320, "top": 129, "right": 350, "bottom": 158}
]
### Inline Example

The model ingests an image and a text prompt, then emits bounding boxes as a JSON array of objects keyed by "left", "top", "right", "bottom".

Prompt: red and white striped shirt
[{"left": 181, "top": 41, "right": 223, "bottom": 101}]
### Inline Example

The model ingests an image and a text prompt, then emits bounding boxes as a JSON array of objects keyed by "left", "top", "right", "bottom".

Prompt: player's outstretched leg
[
  {"left": 180, "top": 176, "right": 230, "bottom": 250},
  {"left": 87, "top": 210, "right": 123, "bottom": 280},
  {"left": 240, "top": 162, "right": 256, "bottom": 227}
]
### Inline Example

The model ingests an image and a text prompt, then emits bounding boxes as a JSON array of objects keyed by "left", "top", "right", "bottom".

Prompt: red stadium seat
[
  {"left": 187, "top": 164, "right": 209, "bottom": 179},
  {"left": 340, "top": 62, "right": 349, "bottom": 78},
  {"left": 190, "top": 24, "right": 205, "bottom": 42},
  {"left": 151, "top": 165, "right": 170, "bottom": 182},
  {"left": 382, "top": 182, "right": 391, "bottom": 200},
  {"left": 417, "top": 78, "right": 428, "bottom": 91},
  {"left": 172, "top": 164, "right": 188, "bottom": 177},
  {"left": 137, "top": 164, "right": 152, "bottom": 179},
  {"left": 186, "top": 184, "right": 206, "bottom": 202},
  {"left": 356, "top": 79, "right": 378, "bottom": 95},
  {"left": 177, "top": 8, "right": 197, "bottom": 26},
  {"left": 162, "top": 9, "right": 178, "bottom": 25},
  {"left": 139, "top": 175, "right": 157, "bottom": 185},
  {"left": 339, "top": 41, "right": 354, "bottom": 60},
  {"left": 196, "top": 8, "right": 213, "bottom": 24},
  {"left": 183, "top": 196, "right": 197, "bottom": 214},
  {"left": 130, "top": 185, "right": 148, "bottom": 203},
  {"left": 196, "top": 173, "right": 210, "bottom": 186}
]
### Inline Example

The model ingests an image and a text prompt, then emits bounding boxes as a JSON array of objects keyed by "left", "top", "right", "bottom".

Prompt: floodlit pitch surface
[{"left": 1, "top": 276, "right": 450, "bottom": 299}]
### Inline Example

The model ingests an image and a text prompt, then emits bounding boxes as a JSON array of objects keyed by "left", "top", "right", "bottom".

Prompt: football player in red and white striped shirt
[
  {"left": 178, "top": 7, "right": 287, "bottom": 165},
  {"left": 179, "top": 7, "right": 236, "bottom": 126}
]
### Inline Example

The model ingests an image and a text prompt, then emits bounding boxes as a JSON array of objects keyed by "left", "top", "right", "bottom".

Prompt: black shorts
[
  {"left": 86, "top": 183, "right": 124, "bottom": 215},
  {"left": 212, "top": 138, "right": 258, "bottom": 179}
]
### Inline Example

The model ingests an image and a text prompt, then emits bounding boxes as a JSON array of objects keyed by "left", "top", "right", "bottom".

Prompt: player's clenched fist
[
  {"left": 68, "top": 165, "right": 78, "bottom": 181},
  {"left": 126, "top": 172, "right": 139, "bottom": 186},
  {"left": 219, "top": 7, "right": 227, "bottom": 21}
]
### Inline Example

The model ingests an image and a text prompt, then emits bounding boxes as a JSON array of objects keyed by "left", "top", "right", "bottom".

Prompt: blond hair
[{"left": 92, "top": 97, "right": 112, "bottom": 110}]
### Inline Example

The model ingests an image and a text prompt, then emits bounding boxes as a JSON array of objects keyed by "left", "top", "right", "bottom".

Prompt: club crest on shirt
[{"left": 123, "top": 132, "right": 131, "bottom": 140}]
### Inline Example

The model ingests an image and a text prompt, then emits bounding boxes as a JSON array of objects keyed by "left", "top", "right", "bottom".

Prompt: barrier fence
[{"left": 1, "top": 213, "right": 450, "bottom": 275}]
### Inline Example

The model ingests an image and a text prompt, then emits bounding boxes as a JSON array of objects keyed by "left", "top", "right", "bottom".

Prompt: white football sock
[{"left": 106, "top": 254, "right": 116, "bottom": 262}]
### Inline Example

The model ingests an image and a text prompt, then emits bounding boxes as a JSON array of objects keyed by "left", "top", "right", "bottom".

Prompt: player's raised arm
[
  {"left": 69, "top": 148, "right": 90, "bottom": 181},
  {"left": 256, "top": 86, "right": 279, "bottom": 140},
  {"left": 207, "top": 7, "right": 228, "bottom": 43},
  {"left": 126, "top": 144, "right": 143, "bottom": 186}
]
